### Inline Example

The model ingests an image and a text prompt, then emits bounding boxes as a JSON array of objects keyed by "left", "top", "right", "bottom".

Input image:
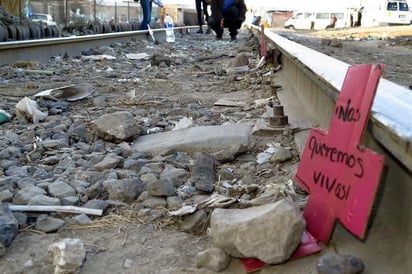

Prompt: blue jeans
[{"left": 140, "top": 0, "right": 152, "bottom": 30}]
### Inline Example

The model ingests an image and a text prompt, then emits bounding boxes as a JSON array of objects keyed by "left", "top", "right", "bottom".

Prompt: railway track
[{"left": 0, "top": 25, "right": 195, "bottom": 65}]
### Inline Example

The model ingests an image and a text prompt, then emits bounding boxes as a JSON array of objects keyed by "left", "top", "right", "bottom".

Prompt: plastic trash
[
  {"left": 34, "top": 84, "right": 92, "bottom": 101},
  {"left": 164, "top": 14, "right": 175, "bottom": 43},
  {"left": 172, "top": 117, "right": 193, "bottom": 131},
  {"left": 0, "top": 109, "right": 11, "bottom": 124},
  {"left": 15, "top": 97, "right": 47, "bottom": 123}
]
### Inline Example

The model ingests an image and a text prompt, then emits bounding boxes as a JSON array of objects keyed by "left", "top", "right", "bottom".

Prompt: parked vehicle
[
  {"left": 284, "top": 11, "right": 350, "bottom": 30},
  {"left": 361, "top": 0, "right": 411, "bottom": 26},
  {"left": 30, "top": 13, "right": 57, "bottom": 27}
]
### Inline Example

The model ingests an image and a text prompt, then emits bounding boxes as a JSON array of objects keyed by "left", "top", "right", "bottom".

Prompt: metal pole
[
  {"left": 115, "top": 1, "right": 117, "bottom": 24},
  {"left": 65, "top": 0, "right": 68, "bottom": 27},
  {"left": 19, "top": 0, "right": 22, "bottom": 24},
  {"left": 94, "top": 0, "right": 96, "bottom": 23}
]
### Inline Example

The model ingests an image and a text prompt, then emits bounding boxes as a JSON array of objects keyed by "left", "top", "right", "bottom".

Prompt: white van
[
  {"left": 362, "top": 0, "right": 411, "bottom": 26},
  {"left": 284, "top": 11, "right": 349, "bottom": 30},
  {"left": 31, "top": 13, "right": 57, "bottom": 27}
]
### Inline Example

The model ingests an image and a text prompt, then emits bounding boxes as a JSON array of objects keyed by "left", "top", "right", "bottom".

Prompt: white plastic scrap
[
  {"left": 15, "top": 97, "right": 47, "bottom": 123},
  {"left": 169, "top": 205, "right": 197, "bottom": 216},
  {"left": 256, "top": 143, "right": 280, "bottom": 164},
  {"left": 125, "top": 53, "right": 150, "bottom": 60},
  {"left": 254, "top": 96, "right": 276, "bottom": 108},
  {"left": 172, "top": 117, "right": 193, "bottom": 131},
  {"left": 82, "top": 54, "right": 116, "bottom": 61}
]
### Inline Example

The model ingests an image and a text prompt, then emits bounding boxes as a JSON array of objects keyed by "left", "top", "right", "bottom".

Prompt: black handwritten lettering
[
  {"left": 335, "top": 99, "right": 361, "bottom": 122},
  {"left": 355, "top": 158, "right": 364, "bottom": 178},
  {"left": 313, "top": 171, "right": 351, "bottom": 201},
  {"left": 326, "top": 176, "right": 336, "bottom": 193},
  {"left": 313, "top": 171, "right": 322, "bottom": 185},
  {"left": 335, "top": 184, "right": 346, "bottom": 200},
  {"left": 308, "top": 136, "right": 364, "bottom": 177}
]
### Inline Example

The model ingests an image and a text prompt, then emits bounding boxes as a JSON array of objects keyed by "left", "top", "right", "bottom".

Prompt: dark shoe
[
  {"left": 230, "top": 36, "right": 237, "bottom": 41},
  {"left": 205, "top": 28, "right": 211, "bottom": 34},
  {"left": 216, "top": 35, "right": 222, "bottom": 40},
  {"left": 196, "top": 29, "right": 203, "bottom": 34}
]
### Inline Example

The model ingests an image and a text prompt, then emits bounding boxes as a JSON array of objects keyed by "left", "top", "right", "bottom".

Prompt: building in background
[{"left": 24, "top": 0, "right": 195, "bottom": 27}]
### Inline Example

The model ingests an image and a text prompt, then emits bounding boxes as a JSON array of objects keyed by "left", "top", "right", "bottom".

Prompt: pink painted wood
[
  {"left": 260, "top": 24, "right": 267, "bottom": 57},
  {"left": 294, "top": 64, "right": 385, "bottom": 243}
]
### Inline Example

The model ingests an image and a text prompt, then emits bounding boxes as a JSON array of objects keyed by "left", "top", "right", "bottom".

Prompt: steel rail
[
  {"left": 251, "top": 26, "right": 412, "bottom": 173},
  {"left": 0, "top": 26, "right": 196, "bottom": 65},
  {"left": 250, "top": 25, "right": 412, "bottom": 273}
]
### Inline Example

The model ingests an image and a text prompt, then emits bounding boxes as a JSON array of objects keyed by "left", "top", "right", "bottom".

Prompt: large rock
[
  {"left": 36, "top": 215, "right": 65, "bottom": 233},
  {"left": 146, "top": 178, "right": 176, "bottom": 197},
  {"left": 48, "top": 238, "right": 86, "bottom": 274},
  {"left": 210, "top": 197, "right": 305, "bottom": 264},
  {"left": 28, "top": 195, "right": 61, "bottom": 206},
  {"left": 190, "top": 153, "right": 217, "bottom": 193},
  {"left": 132, "top": 124, "right": 252, "bottom": 155},
  {"left": 92, "top": 111, "right": 143, "bottom": 143},
  {"left": 103, "top": 178, "right": 142, "bottom": 203},
  {"left": 48, "top": 181, "right": 76, "bottom": 199},
  {"left": 91, "top": 153, "right": 122, "bottom": 171},
  {"left": 13, "top": 185, "right": 47, "bottom": 205}
]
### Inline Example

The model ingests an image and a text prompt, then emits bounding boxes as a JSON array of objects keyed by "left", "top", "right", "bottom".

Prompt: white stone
[{"left": 48, "top": 238, "right": 86, "bottom": 274}]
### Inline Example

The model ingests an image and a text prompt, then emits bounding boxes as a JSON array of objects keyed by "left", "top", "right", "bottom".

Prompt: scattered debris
[
  {"left": 169, "top": 205, "right": 197, "bottom": 216},
  {"left": 214, "top": 98, "right": 247, "bottom": 107},
  {"left": 34, "top": 84, "right": 92, "bottom": 101},
  {"left": 0, "top": 109, "right": 11, "bottom": 124},
  {"left": 15, "top": 97, "right": 47, "bottom": 123},
  {"left": 125, "top": 53, "right": 150, "bottom": 60}
]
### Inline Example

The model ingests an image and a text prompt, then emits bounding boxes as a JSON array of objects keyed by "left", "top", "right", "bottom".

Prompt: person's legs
[
  {"left": 202, "top": 1, "right": 209, "bottom": 22},
  {"left": 227, "top": 21, "right": 241, "bottom": 40},
  {"left": 208, "top": 17, "right": 223, "bottom": 39},
  {"left": 195, "top": 0, "right": 203, "bottom": 33},
  {"left": 223, "top": 6, "right": 241, "bottom": 40},
  {"left": 202, "top": 0, "right": 211, "bottom": 34},
  {"left": 140, "top": 0, "right": 151, "bottom": 30}
]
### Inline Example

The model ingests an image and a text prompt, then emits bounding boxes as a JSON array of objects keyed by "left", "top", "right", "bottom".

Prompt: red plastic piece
[{"left": 240, "top": 231, "right": 321, "bottom": 273}]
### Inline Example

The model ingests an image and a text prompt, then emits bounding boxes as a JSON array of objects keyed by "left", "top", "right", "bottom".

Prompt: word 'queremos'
[{"left": 308, "top": 136, "right": 364, "bottom": 178}]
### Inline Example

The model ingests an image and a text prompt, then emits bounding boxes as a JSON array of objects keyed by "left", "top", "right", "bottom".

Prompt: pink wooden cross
[
  {"left": 294, "top": 64, "right": 385, "bottom": 243},
  {"left": 240, "top": 64, "right": 385, "bottom": 273}
]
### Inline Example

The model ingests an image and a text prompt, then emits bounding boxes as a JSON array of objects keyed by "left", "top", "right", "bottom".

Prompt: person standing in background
[
  {"left": 209, "top": 0, "right": 247, "bottom": 41},
  {"left": 195, "top": 0, "right": 210, "bottom": 33},
  {"left": 310, "top": 13, "right": 315, "bottom": 30},
  {"left": 326, "top": 13, "right": 337, "bottom": 29},
  {"left": 139, "top": 0, "right": 164, "bottom": 30}
]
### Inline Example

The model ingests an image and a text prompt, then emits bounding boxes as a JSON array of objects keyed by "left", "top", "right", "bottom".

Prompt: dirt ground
[
  {"left": 276, "top": 25, "right": 412, "bottom": 89},
  {"left": 1, "top": 25, "right": 411, "bottom": 274}
]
